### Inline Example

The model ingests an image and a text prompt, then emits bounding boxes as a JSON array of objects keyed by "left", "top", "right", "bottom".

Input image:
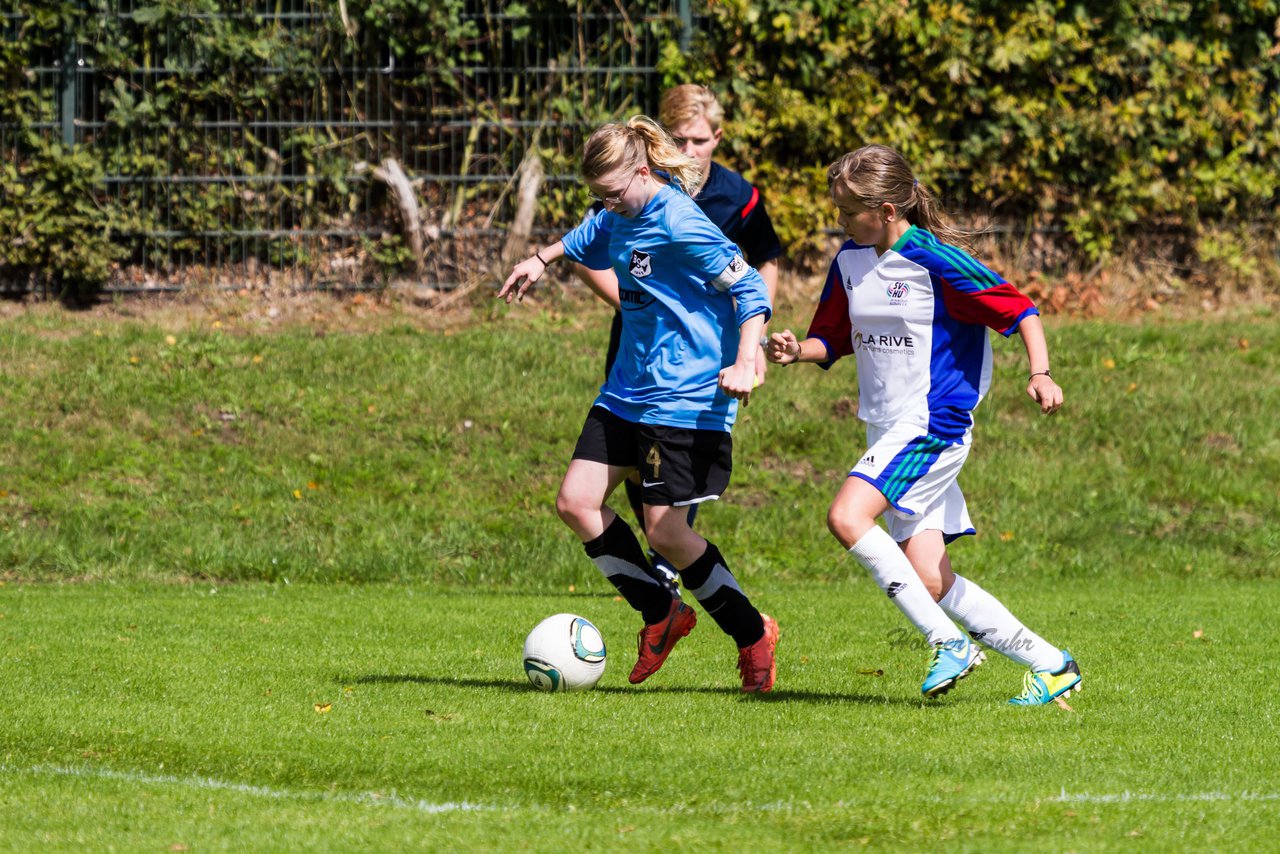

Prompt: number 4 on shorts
[{"left": 645, "top": 444, "right": 661, "bottom": 478}]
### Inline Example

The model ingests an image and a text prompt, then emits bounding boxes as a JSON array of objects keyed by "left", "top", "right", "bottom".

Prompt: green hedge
[
  {"left": 0, "top": 0, "right": 683, "bottom": 296},
  {"left": 2, "top": 1, "right": 357, "bottom": 297},
  {"left": 2, "top": 1, "right": 1277, "bottom": 296},
  {"left": 662, "top": 0, "right": 1280, "bottom": 274}
]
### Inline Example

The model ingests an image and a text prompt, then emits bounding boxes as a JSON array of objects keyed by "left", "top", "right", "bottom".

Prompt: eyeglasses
[{"left": 587, "top": 169, "right": 639, "bottom": 207}]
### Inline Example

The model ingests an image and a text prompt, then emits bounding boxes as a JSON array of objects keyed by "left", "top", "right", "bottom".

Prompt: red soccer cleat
[
  {"left": 737, "top": 614, "right": 779, "bottom": 693},
  {"left": 629, "top": 600, "right": 697, "bottom": 684}
]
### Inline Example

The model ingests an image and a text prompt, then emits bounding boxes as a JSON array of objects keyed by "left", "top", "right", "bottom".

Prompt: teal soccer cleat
[
  {"left": 1008, "top": 649, "right": 1082, "bottom": 706},
  {"left": 922, "top": 636, "right": 985, "bottom": 698}
]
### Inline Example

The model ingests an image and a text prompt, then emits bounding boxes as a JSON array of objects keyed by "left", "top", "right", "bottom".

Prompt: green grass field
[
  {"left": 2, "top": 300, "right": 1279, "bottom": 849},
  {"left": 3, "top": 579, "right": 1278, "bottom": 850}
]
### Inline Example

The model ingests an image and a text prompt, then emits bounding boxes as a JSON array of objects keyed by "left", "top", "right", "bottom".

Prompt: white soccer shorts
[{"left": 848, "top": 421, "right": 976, "bottom": 543}]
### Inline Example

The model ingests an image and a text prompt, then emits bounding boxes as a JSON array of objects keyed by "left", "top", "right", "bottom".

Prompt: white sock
[
  {"left": 938, "top": 574, "right": 1064, "bottom": 672},
  {"left": 849, "top": 527, "right": 962, "bottom": 647}
]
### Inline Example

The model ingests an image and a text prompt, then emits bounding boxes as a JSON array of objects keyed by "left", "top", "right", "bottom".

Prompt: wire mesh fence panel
[
  {"left": 1, "top": 0, "right": 689, "bottom": 295},
  {"left": 424, "top": 2, "right": 689, "bottom": 292}
]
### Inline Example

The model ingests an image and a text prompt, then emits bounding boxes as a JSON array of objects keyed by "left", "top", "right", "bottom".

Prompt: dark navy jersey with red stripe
[
  {"left": 696, "top": 162, "right": 783, "bottom": 268},
  {"left": 591, "top": 162, "right": 783, "bottom": 268}
]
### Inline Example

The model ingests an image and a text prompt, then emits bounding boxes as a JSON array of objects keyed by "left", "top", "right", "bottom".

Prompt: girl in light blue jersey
[
  {"left": 571, "top": 85, "right": 787, "bottom": 600},
  {"left": 499, "top": 116, "right": 779, "bottom": 693}
]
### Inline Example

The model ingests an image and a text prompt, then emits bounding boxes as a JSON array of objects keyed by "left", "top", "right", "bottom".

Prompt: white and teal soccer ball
[{"left": 522, "top": 613, "right": 607, "bottom": 692}]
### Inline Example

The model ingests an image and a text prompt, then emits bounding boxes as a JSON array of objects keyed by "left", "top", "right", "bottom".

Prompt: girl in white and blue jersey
[
  {"left": 766, "top": 144, "right": 1082, "bottom": 706},
  {"left": 499, "top": 116, "right": 780, "bottom": 693}
]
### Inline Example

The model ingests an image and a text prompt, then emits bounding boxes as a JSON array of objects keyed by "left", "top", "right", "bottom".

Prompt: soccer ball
[{"left": 522, "top": 613, "right": 607, "bottom": 692}]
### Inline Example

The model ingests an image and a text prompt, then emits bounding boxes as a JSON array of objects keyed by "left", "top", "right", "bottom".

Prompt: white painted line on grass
[
  {"left": 1054, "top": 788, "right": 1280, "bottom": 804},
  {"left": 0, "top": 763, "right": 489, "bottom": 815},
  {"left": 7, "top": 765, "right": 1275, "bottom": 815}
]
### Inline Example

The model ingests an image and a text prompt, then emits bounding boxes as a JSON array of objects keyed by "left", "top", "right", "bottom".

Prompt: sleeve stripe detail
[
  {"left": 740, "top": 186, "right": 760, "bottom": 220},
  {"left": 1001, "top": 305, "right": 1040, "bottom": 336},
  {"left": 933, "top": 241, "right": 1003, "bottom": 290},
  {"left": 809, "top": 335, "right": 839, "bottom": 369},
  {"left": 906, "top": 229, "right": 1004, "bottom": 291}
]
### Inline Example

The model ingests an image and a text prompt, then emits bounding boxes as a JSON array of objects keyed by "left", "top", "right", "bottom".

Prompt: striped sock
[
  {"left": 583, "top": 515, "right": 672, "bottom": 625},
  {"left": 678, "top": 542, "right": 764, "bottom": 648}
]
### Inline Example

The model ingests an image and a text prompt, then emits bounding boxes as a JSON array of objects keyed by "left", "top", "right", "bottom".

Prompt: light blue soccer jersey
[{"left": 562, "top": 183, "right": 771, "bottom": 432}]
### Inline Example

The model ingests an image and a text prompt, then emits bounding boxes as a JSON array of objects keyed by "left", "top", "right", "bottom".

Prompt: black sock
[
  {"left": 583, "top": 515, "right": 672, "bottom": 625},
  {"left": 677, "top": 542, "right": 764, "bottom": 647}
]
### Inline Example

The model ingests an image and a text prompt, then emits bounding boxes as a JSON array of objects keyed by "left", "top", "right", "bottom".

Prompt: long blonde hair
[
  {"left": 582, "top": 115, "right": 705, "bottom": 198},
  {"left": 827, "top": 144, "right": 967, "bottom": 248}
]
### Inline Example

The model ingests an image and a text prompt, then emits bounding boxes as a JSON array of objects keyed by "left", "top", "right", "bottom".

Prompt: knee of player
[
  {"left": 826, "top": 504, "right": 864, "bottom": 548},
  {"left": 643, "top": 520, "right": 677, "bottom": 556},
  {"left": 643, "top": 510, "right": 688, "bottom": 555},
  {"left": 921, "top": 577, "right": 946, "bottom": 602},
  {"left": 554, "top": 489, "right": 588, "bottom": 527}
]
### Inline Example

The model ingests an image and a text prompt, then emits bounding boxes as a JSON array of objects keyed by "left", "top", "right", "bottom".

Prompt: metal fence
[
  {"left": 3, "top": 1, "right": 691, "bottom": 294},
  {"left": 426, "top": 2, "right": 693, "bottom": 294}
]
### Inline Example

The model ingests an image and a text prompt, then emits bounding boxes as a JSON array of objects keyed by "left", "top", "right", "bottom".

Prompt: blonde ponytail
[
  {"left": 582, "top": 115, "right": 705, "bottom": 198},
  {"left": 827, "top": 145, "right": 969, "bottom": 249}
]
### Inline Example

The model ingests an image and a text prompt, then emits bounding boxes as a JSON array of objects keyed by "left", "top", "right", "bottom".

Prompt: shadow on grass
[{"left": 343, "top": 673, "right": 924, "bottom": 705}]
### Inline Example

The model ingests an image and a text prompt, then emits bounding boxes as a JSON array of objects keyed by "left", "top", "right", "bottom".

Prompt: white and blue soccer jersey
[
  {"left": 807, "top": 226, "right": 1039, "bottom": 441},
  {"left": 562, "top": 183, "right": 771, "bottom": 432}
]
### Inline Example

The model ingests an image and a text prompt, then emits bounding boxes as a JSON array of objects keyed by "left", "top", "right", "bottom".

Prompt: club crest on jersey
[
  {"left": 629, "top": 249, "right": 653, "bottom": 279},
  {"left": 709, "top": 252, "right": 749, "bottom": 291},
  {"left": 886, "top": 280, "right": 910, "bottom": 304}
]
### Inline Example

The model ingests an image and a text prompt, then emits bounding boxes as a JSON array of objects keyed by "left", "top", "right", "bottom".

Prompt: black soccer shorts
[{"left": 571, "top": 406, "right": 732, "bottom": 506}]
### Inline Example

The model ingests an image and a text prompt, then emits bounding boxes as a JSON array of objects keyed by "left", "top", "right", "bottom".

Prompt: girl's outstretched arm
[{"left": 498, "top": 241, "right": 565, "bottom": 303}]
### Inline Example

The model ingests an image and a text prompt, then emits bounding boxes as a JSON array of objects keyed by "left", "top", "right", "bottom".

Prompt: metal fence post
[
  {"left": 678, "top": 0, "right": 691, "bottom": 51},
  {"left": 58, "top": 4, "right": 79, "bottom": 147}
]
